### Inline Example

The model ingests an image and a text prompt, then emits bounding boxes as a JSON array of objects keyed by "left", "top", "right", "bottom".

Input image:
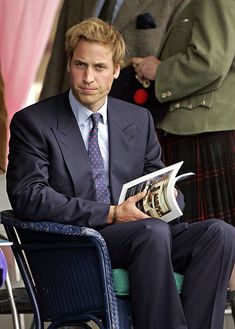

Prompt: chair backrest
[{"left": 0, "top": 210, "right": 121, "bottom": 329}]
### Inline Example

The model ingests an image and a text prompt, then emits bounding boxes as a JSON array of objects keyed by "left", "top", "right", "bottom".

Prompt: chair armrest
[
  {"left": 0, "top": 210, "right": 120, "bottom": 327},
  {"left": 0, "top": 210, "right": 108, "bottom": 252},
  {"left": 0, "top": 210, "right": 113, "bottom": 282}
]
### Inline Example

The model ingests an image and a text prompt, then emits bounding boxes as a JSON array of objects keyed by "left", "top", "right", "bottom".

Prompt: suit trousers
[{"left": 99, "top": 218, "right": 235, "bottom": 329}]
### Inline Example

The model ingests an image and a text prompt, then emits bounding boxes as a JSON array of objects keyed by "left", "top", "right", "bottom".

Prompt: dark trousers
[{"left": 100, "top": 219, "right": 235, "bottom": 329}]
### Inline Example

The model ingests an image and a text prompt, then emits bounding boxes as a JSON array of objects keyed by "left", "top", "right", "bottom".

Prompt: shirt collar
[{"left": 69, "top": 89, "right": 108, "bottom": 126}]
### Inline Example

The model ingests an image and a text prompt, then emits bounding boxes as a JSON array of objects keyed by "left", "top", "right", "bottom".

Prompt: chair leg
[
  {"left": 5, "top": 272, "right": 20, "bottom": 329},
  {"left": 230, "top": 290, "right": 235, "bottom": 324},
  {"left": 29, "top": 318, "right": 35, "bottom": 329}
]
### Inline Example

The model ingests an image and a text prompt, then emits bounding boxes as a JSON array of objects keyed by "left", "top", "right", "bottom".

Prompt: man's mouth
[{"left": 80, "top": 87, "right": 97, "bottom": 94}]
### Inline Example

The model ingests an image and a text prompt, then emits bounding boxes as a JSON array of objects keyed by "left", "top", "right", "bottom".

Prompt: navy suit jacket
[{"left": 7, "top": 92, "right": 184, "bottom": 228}]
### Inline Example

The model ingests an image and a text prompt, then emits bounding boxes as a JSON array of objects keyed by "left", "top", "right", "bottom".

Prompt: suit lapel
[
  {"left": 107, "top": 98, "right": 137, "bottom": 202},
  {"left": 52, "top": 94, "right": 94, "bottom": 197},
  {"left": 52, "top": 95, "right": 138, "bottom": 202},
  {"left": 157, "top": 0, "right": 192, "bottom": 57},
  {"left": 114, "top": 0, "right": 152, "bottom": 31}
]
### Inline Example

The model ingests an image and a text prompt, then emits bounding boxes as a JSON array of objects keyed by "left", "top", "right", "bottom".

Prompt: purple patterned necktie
[{"left": 88, "top": 113, "right": 110, "bottom": 204}]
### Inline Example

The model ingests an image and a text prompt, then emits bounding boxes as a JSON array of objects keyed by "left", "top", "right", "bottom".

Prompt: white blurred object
[{"left": 0, "top": 174, "right": 11, "bottom": 210}]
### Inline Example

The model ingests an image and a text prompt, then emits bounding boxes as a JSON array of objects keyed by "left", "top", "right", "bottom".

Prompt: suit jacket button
[
  {"left": 188, "top": 104, "right": 193, "bottom": 109},
  {"left": 161, "top": 92, "right": 167, "bottom": 99},
  {"left": 166, "top": 91, "right": 172, "bottom": 97},
  {"left": 175, "top": 103, "right": 180, "bottom": 109},
  {"left": 201, "top": 100, "right": 206, "bottom": 106}
]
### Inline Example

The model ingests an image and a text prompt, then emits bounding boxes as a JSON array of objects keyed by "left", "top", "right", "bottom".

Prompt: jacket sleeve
[
  {"left": 6, "top": 110, "right": 110, "bottom": 228},
  {"left": 155, "top": 0, "right": 235, "bottom": 102}
]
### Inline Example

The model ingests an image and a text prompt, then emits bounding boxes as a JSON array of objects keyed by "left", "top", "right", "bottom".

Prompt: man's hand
[
  {"left": 131, "top": 56, "right": 161, "bottom": 81},
  {"left": 108, "top": 190, "right": 150, "bottom": 224}
]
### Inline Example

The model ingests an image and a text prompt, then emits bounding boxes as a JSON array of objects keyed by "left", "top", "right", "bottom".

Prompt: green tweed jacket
[{"left": 156, "top": 0, "right": 235, "bottom": 135}]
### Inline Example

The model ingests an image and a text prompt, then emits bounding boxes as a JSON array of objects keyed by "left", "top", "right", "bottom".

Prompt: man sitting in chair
[{"left": 6, "top": 18, "right": 235, "bottom": 329}]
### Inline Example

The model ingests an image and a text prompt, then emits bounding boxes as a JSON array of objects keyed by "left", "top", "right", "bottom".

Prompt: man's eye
[
  {"left": 75, "top": 62, "right": 85, "bottom": 68},
  {"left": 96, "top": 65, "right": 105, "bottom": 71}
]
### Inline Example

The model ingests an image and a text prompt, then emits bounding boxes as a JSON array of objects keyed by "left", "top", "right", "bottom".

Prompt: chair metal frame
[
  {"left": 0, "top": 240, "right": 20, "bottom": 329},
  {"left": 4, "top": 271, "right": 21, "bottom": 329},
  {"left": 0, "top": 210, "right": 132, "bottom": 329}
]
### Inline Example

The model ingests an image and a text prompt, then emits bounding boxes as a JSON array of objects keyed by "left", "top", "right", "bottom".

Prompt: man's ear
[
  {"left": 67, "top": 61, "right": 71, "bottom": 73},
  {"left": 113, "top": 64, "right": 120, "bottom": 79}
]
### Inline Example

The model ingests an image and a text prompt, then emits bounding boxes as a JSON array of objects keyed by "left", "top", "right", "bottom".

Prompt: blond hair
[{"left": 65, "top": 18, "right": 126, "bottom": 65}]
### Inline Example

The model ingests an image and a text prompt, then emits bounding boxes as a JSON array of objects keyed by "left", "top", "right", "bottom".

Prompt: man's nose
[{"left": 83, "top": 67, "right": 94, "bottom": 84}]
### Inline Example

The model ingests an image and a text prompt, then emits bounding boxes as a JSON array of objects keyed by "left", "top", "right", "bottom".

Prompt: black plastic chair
[{"left": 0, "top": 210, "right": 132, "bottom": 329}]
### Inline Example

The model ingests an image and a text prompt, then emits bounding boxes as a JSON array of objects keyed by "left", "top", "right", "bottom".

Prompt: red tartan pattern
[{"left": 157, "top": 130, "right": 235, "bottom": 226}]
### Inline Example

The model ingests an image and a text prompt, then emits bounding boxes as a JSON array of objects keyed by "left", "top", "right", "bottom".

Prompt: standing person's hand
[{"left": 131, "top": 56, "right": 161, "bottom": 81}]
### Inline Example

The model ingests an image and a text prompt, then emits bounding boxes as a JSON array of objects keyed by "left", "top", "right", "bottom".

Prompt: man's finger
[{"left": 130, "top": 190, "right": 147, "bottom": 203}]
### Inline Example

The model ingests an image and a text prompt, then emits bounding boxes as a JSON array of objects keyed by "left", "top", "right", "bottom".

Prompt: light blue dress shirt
[{"left": 69, "top": 89, "right": 110, "bottom": 184}]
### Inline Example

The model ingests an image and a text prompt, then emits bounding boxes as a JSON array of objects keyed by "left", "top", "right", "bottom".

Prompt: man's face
[{"left": 67, "top": 39, "right": 120, "bottom": 112}]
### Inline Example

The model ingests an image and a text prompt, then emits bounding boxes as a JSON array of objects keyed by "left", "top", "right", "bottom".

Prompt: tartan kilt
[{"left": 157, "top": 130, "right": 235, "bottom": 226}]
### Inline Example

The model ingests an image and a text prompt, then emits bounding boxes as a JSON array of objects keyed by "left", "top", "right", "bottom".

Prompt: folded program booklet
[{"left": 118, "top": 161, "right": 194, "bottom": 223}]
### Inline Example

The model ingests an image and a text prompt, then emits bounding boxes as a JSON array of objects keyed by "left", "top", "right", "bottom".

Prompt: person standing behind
[
  {"left": 40, "top": 0, "right": 189, "bottom": 100},
  {"left": 131, "top": 0, "right": 235, "bottom": 321},
  {"left": 6, "top": 18, "right": 235, "bottom": 329},
  {"left": 132, "top": 0, "right": 235, "bottom": 226}
]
